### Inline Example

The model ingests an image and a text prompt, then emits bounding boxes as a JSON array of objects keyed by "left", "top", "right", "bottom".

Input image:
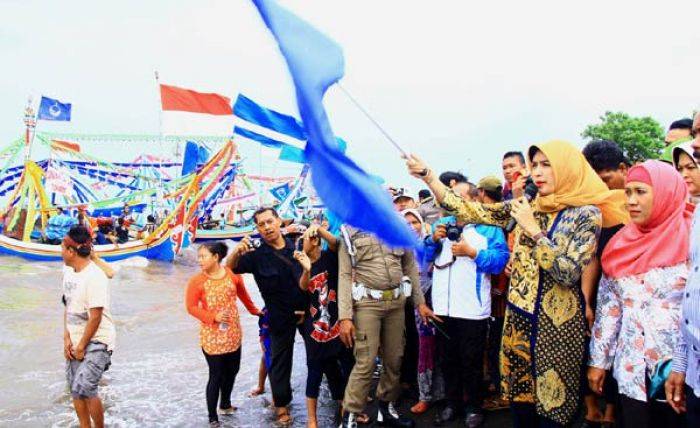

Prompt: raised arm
[
  {"left": 405, "top": 154, "right": 511, "bottom": 227},
  {"left": 233, "top": 273, "right": 261, "bottom": 316}
]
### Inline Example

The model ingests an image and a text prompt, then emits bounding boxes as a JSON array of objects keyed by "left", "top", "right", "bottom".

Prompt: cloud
[{"left": 0, "top": 0, "right": 698, "bottom": 186}]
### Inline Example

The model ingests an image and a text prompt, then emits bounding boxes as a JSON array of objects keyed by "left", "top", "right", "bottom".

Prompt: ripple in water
[{"left": 0, "top": 255, "right": 338, "bottom": 427}]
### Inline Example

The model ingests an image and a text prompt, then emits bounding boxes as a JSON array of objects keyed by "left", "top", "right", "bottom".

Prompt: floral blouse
[
  {"left": 589, "top": 264, "right": 687, "bottom": 402},
  {"left": 185, "top": 268, "right": 260, "bottom": 355}
]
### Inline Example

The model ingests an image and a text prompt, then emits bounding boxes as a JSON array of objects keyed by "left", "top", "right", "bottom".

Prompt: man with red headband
[{"left": 61, "top": 225, "right": 115, "bottom": 428}]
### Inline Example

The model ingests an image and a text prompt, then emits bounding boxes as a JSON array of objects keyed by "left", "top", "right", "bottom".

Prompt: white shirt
[{"left": 63, "top": 262, "right": 116, "bottom": 351}]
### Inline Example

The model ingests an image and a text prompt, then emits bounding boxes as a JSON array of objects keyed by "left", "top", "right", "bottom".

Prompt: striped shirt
[{"left": 673, "top": 208, "right": 700, "bottom": 398}]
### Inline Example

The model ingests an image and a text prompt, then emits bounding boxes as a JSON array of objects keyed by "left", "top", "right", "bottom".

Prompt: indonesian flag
[{"left": 159, "top": 84, "right": 234, "bottom": 136}]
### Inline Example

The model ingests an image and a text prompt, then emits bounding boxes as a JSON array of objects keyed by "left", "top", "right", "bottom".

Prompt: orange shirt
[{"left": 185, "top": 267, "right": 260, "bottom": 355}]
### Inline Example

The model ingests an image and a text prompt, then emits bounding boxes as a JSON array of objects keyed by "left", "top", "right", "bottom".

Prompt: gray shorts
[{"left": 66, "top": 341, "right": 111, "bottom": 399}]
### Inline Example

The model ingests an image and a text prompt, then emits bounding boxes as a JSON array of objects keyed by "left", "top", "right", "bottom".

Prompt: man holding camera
[
  {"left": 338, "top": 226, "right": 440, "bottom": 428},
  {"left": 429, "top": 209, "right": 509, "bottom": 427},
  {"left": 227, "top": 207, "right": 307, "bottom": 426}
]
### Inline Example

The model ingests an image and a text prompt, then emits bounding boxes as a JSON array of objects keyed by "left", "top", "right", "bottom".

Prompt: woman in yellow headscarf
[{"left": 406, "top": 141, "right": 627, "bottom": 427}]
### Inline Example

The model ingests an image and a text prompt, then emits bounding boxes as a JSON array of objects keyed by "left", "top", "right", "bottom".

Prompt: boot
[
  {"left": 339, "top": 412, "right": 357, "bottom": 428},
  {"left": 376, "top": 401, "right": 414, "bottom": 427}
]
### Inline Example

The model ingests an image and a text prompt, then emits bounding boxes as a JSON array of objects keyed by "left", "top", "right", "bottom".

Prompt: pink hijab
[{"left": 602, "top": 160, "right": 694, "bottom": 279}]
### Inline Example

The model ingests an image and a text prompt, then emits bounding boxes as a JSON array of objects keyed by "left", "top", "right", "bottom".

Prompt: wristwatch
[{"left": 531, "top": 231, "right": 546, "bottom": 243}]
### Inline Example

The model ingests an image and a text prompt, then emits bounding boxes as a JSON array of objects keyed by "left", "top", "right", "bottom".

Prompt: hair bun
[{"left": 77, "top": 245, "right": 92, "bottom": 257}]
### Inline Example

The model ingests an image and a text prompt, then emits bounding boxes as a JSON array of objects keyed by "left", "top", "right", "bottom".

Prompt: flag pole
[
  {"left": 336, "top": 82, "right": 408, "bottom": 157},
  {"left": 154, "top": 70, "right": 165, "bottom": 215}
]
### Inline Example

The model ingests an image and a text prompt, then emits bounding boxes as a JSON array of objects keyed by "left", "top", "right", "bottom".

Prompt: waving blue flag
[
  {"left": 38, "top": 96, "right": 71, "bottom": 121},
  {"left": 251, "top": 0, "right": 414, "bottom": 247}
]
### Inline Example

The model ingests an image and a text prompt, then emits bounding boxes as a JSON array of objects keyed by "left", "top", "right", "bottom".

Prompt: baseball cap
[
  {"left": 477, "top": 175, "right": 503, "bottom": 193},
  {"left": 391, "top": 187, "right": 415, "bottom": 202}
]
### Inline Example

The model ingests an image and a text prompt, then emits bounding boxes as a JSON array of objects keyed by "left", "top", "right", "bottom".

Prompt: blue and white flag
[
  {"left": 251, "top": 0, "right": 415, "bottom": 247},
  {"left": 233, "top": 93, "right": 306, "bottom": 149},
  {"left": 269, "top": 182, "right": 291, "bottom": 202},
  {"left": 38, "top": 96, "right": 71, "bottom": 121}
]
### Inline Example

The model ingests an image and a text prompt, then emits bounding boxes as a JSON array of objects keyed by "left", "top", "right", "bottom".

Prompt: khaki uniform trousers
[{"left": 343, "top": 294, "right": 406, "bottom": 413}]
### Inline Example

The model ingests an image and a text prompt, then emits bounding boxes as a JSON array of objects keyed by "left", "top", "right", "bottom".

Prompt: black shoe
[
  {"left": 465, "top": 412, "right": 485, "bottom": 428},
  {"left": 433, "top": 404, "right": 458, "bottom": 426},
  {"left": 339, "top": 412, "right": 358, "bottom": 428},
  {"left": 376, "top": 401, "right": 414, "bottom": 427}
]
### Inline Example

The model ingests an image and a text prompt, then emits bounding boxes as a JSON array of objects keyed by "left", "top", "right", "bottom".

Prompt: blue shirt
[
  {"left": 45, "top": 213, "right": 76, "bottom": 241},
  {"left": 673, "top": 208, "right": 700, "bottom": 397}
]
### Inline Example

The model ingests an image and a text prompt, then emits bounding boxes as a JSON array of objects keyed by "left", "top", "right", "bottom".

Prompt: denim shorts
[{"left": 66, "top": 341, "right": 112, "bottom": 399}]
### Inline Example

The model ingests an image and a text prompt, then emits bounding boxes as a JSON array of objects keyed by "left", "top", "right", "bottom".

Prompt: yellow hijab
[{"left": 528, "top": 140, "right": 628, "bottom": 227}]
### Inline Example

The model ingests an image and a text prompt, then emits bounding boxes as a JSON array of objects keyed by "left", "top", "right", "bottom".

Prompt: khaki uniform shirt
[{"left": 338, "top": 228, "right": 424, "bottom": 320}]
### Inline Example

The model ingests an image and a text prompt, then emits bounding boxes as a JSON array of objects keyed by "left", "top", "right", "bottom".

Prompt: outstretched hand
[
  {"left": 405, "top": 153, "right": 429, "bottom": 179},
  {"left": 418, "top": 303, "right": 442, "bottom": 325}
]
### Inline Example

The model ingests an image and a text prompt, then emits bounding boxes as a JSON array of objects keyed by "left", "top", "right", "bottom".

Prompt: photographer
[
  {"left": 227, "top": 207, "right": 306, "bottom": 426},
  {"left": 429, "top": 209, "right": 509, "bottom": 427},
  {"left": 501, "top": 151, "right": 529, "bottom": 200}
]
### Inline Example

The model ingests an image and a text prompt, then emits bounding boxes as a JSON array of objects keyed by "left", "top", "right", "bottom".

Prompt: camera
[
  {"left": 446, "top": 222, "right": 464, "bottom": 242},
  {"left": 249, "top": 238, "right": 262, "bottom": 249}
]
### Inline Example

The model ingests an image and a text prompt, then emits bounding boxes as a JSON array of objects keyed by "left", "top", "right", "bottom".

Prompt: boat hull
[
  {"left": 0, "top": 233, "right": 174, "bottom": 262},
  {"left": 193, "top": 227, "right": 257, "bottom": 242}
]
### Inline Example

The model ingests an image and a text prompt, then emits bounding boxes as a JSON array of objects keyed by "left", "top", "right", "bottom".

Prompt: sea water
[{"left": 0, "top": 252, "right": 337, "bottom": 427}]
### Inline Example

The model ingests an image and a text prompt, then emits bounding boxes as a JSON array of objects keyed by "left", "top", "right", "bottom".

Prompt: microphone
[{"left": 505, "top": 180, "right": 539, "bottom": 233}]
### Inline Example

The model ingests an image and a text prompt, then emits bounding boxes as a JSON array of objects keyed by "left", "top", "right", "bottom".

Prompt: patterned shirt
[
  {"left": 673, "top": 208, "right": 700, "bottom": 397},
  {"left": 185, "top": 268, "right": 260, "bottom": 355},
  {"left": 590, "top": 264, "right": 687, "bottom": 402}
]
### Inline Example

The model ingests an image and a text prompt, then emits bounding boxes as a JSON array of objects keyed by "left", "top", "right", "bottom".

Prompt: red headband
[{"left": 63, "top": 235, "right": 92, "bottom": 251}]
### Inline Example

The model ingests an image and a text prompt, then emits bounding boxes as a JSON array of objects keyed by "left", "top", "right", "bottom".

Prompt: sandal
[
  {"left": 219, "top": 406, "right": 238, "bottom": 415},
  {"left": 410, "top": 401, "right": 430, "bottom": 414},
  {"left": 356, "top": 413, "right": 371, "bottom": 424},
  {"left": 275, "top": 410, "right": 292, "bottom": 426}
]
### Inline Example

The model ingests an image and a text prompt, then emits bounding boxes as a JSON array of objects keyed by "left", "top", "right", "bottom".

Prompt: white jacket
[{"left": 431, "top": 225, "right": 502, "bottom": 320}]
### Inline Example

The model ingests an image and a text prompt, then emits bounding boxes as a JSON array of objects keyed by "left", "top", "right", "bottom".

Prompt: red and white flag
[{"left": 159, "top": 84, "right": 234, "bottom": 136}]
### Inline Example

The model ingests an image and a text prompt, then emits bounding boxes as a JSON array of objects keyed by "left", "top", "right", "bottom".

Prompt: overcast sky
[{"left": 2, "top": 0, "right": 699, "bottom": 188}]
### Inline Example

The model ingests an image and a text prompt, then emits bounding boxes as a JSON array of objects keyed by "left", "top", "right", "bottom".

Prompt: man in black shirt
[{"left": 227, "top": 207, "right": 306, "bottom": 426}]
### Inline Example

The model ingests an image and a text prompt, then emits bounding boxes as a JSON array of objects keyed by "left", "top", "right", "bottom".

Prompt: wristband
[{"left": 418, "top": 168, "right": 429, "bottom": 177}]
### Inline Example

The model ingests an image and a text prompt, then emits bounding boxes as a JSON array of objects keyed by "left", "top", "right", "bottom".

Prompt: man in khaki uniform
[{"left": 338, "top": 227, "right": 440, "bottom": 428}]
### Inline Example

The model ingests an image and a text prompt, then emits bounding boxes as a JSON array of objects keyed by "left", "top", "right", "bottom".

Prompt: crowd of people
[
  {"left": 58, "top": 114, "right": 700, "bottom": 428},
  {"left": 40, "top": 203, "right": 163, "bottom": 246}
]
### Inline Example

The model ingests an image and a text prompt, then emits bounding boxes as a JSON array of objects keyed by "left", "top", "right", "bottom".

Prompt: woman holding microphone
[{"left": 406, "top": 141, "right": 627, "bottom": 427}]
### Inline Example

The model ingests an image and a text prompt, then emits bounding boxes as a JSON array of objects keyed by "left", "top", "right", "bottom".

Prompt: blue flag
[
  {"left": 269, "top": 183, "right": 291, "bottom": 201},
  {"left": 252, "top": 0, "right": 414, "bottom": 247},
  {"left": 38, "top": 96, "right": 71, "bottom": 121},
  {"left": 234, "top": 93, "right": 306, "bottom": 140},
  {"left": 181, "top": 141, "right": 199, "bottom": 176}
]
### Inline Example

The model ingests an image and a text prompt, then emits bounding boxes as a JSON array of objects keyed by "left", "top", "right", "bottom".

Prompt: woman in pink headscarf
[{"left": 588, "top": 160, "right": 694, "bottom": 428}]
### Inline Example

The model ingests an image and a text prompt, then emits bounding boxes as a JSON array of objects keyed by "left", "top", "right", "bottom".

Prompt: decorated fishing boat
[{"left": 0, "top": 101, "right": 237, "bottom": 261}]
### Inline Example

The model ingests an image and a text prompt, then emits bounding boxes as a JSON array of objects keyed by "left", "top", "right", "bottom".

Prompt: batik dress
[{"left": 441, "top": 190, "right": 601, "bottom": 425}]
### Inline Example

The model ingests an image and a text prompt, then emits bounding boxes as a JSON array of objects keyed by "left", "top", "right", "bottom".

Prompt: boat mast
[{"left": 22, "top": 96, "right": 37, "bottom": 162}]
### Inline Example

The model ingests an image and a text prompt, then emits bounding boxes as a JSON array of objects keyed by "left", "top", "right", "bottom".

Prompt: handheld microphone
[{"left": 505, "top": 180, "right": 539, "bottom": 233}]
